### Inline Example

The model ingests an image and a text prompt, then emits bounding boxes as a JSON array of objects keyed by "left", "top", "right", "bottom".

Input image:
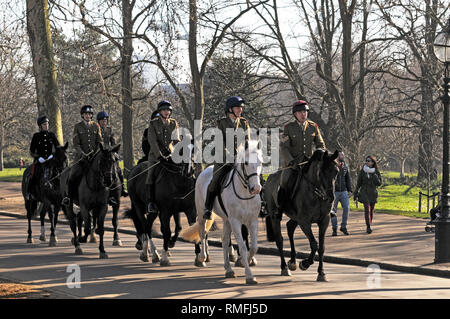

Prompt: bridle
[{"left": 227, "top": 159, "right": 260, "bottom": 201}]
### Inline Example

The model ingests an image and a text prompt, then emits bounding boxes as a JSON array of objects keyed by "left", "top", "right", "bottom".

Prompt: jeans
[{"left": 331, "top": 191, "right": 350, "bottom": 230}]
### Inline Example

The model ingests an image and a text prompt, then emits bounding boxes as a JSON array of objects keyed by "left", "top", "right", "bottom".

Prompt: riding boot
[
  {"left": 146, "top": 183, "right": 157, "bottom": 214},
  {"left": 203, "top": 190, "right": 215, "bottom": 220},
  {"left": 117, "top": 165, "right": 128, "bottom": 197}
]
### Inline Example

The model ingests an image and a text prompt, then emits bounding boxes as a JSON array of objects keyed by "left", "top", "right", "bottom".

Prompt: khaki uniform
[
  {"left": 72, "top": 121, "right": 103, "bottom": 160},
  {"left": 145, "top": 116, "right": 180, "bottom": 184},
  {"left": 100, "top": 126, "right": 116, "bottom": 148}
]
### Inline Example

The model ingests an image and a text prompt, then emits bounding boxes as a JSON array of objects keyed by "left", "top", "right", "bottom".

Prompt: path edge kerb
[{"left": 1, "top": 210, "right": 448, "bottom": 280}]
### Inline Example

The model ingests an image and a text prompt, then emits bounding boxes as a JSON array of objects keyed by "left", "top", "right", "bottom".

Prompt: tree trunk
[
  {"left": 0, "top": 125, "right": 4, "bottom": 171},
  {"left": 121, "top": 0, "right": 134, "bottom": 177},
  {"left": 26, "top": 0, "right": 63, "bottom": 144}
]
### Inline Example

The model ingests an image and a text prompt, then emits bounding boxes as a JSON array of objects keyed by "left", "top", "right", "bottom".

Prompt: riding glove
[{"left": 38, "top": 157, "right": 45, "bottom": 164}]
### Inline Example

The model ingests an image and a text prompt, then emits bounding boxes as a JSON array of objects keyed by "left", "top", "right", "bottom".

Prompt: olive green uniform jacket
[
  {"left": 72, "top": 120, "right": 103, "bottom": 161},
  {"left": 280, "top": 119, "right": 325, "bottom": 167},
  {"left": 355, "top": 168, "right": 382, "bottom": 204}
]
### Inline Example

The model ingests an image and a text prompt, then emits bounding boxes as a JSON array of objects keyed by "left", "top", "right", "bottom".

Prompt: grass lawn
[{"left": 0, "top": 167, "right": 25, "bottom": 182}]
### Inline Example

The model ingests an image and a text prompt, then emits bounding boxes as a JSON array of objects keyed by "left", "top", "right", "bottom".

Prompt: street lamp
[{"left": 433, "top": 17, "right": 450, "bottom": 263}]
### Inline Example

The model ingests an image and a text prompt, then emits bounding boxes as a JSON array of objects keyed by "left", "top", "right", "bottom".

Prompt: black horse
[
  {"left": 125, "top": 157, "right": 197, "bottom": 266},
  {"left": 21, "top": 143, "right": 69, "bottom": 245},
  {"left": 263, "top": 149, "right": 339, "bottom": 281},
  {"left": 64, "top": 144, "right": 120, "bottom": 258}
]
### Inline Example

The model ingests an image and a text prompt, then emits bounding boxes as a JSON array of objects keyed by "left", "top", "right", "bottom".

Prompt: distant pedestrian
[
  {"left": 330, "top": 151, "right": 352, "bottom": 236},
  {"left": 354, "top": 155, "right": 382, "bottom": 234},
  {"left": 19, "top": 158, "right": 24, "bottom": 171}
]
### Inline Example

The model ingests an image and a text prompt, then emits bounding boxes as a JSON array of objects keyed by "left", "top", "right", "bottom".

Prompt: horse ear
[
  {"left": 330, "top": 150, "right": 339, "bottom": 161},
  {"left": 64, "top": 142, "right": 69, "bottom": 150},
  {"left": 111, "top": 144, "right": 121, "bottom": 153}
]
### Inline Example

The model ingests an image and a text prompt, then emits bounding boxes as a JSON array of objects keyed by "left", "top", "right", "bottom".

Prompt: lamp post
[{"left": 433, "top": 17, "right": 450, "bottom": 263}]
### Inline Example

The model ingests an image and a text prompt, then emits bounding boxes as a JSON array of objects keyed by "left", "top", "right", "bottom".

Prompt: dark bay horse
[
  {"left": 64, "top": 143, "right": 120, "bottom": 258},
  {"left": 125, "top": 156, "right": 197, "bottom": 266},
  {"left": 21, "top": 143, "right": 69, "bottom": 245},
  {"left": 263, "top": 149, "right": 339, "bottom": 281}
]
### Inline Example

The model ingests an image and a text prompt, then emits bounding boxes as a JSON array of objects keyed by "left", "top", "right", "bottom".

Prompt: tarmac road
[{"left": 1, "top": 215, "right": 450, "bottom": 299}]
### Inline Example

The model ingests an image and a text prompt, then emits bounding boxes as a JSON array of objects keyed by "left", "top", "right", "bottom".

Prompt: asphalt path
[{"left": 1, "top": 215, "right": 450, "bottom": 300}]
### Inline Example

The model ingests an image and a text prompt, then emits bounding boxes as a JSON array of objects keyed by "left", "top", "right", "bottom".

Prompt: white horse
[{"left": 181, "top": 140, "right": 263, "bottom": 284}]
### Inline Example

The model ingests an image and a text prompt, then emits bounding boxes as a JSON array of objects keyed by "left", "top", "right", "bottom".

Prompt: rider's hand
[{"left": 38, "top": 157, "right": 45, "bottom": 164}]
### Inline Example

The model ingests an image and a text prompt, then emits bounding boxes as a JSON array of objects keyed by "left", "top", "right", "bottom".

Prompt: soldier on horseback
[
  {"left": 138, "top": 110, "right": 160, "bottom": 164},
  {"left": 62, "top": 105, "right": 103, "bottom": 206},
  {"left": 26, "top": 115, "right": 61, "bottom": 200},
  {"left": 145, "top": 100, "right": 180, "bottom": 214},
  {"left": 96, "top": 110, "right": 128, "bottom": 199},
  {"left": 202, "top": 96, "right": 251, "bottom": 220},
  {"left": 275, "top": 100, "right": 326, "bottom": 216}
]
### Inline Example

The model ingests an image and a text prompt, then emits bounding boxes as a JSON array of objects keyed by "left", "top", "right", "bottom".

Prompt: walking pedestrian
[
  {"left": 330, "top": 151, "right": 352, "bottom": 236},
  {"left": 354, "top": 155, "right": 382, "bottom": 234}
]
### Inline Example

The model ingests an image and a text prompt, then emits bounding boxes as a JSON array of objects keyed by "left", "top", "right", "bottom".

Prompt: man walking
[{"left": 331, "top": 151, "right": 352, "bottom": 236}]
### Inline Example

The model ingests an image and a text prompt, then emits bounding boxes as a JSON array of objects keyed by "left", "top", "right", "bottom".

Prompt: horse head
[
  {"left": 236, "top": 139, "right": 264, "bottom": 195},
  {"left": 96, "top": 143, "right": 121, "bottom": 188},
  {"left": 53, "top": 142, "right": 69, "bottom": 171},
  {"left": 303, "top": 149, "right": 339, "bottom": 203}
]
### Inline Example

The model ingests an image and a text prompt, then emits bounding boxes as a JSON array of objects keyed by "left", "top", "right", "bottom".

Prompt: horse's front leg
[
  {"left": 69, "top": 205, "right": 83, "bottom": 255},
  {"left": 317, "top": 214, "right": 330, "bottom": 282},
  {"left": 96, "top": 205, "right": 108, "bottom": 259},
  {"left": 248, "top": 219, "right": 259, "bottom": 267},
  {"left": 90, "top": 213, "right": 98, "bottom": 243},
  {"left": 39, "top": 203, "right": 46, "bottom": 242},
  {"left": 222, "top": 220, "right": 235, "bottom": 277},
  {"left": 26, "top": 200, "right": 36, "bottom": 243},
  {"left": 159, "top": 212, "right": 172, "bottom": 266},
  {"left": 298, "top": 223, "right": 318, "bottom": 272},
  {"left": 169, "top": 213, "right": 181, "bottom": 248},
  {"left": 48, "top": 203, "right": 58, "bottom": 247},
  {"left": 112, "top": 201, "right": 122, "bottom": 246},
  {"left": 286, "top": 219, "right": 298, "bottom": 271},
  {"left": 229, "top": 218, "right": 256, "bottom": 285}
]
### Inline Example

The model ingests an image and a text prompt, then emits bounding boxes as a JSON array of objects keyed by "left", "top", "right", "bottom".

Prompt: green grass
[{"left": 0, "top": 167, "right": 25, "bottom": 182}]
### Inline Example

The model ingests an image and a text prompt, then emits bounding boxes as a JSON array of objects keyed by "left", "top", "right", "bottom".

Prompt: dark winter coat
[{"left": 355, "top": 168, "right": 382, "bottom": 204}]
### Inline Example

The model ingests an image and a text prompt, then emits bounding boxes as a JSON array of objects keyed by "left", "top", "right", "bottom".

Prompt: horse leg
[
  {"left": 228, "top": 240, "right": 237, "bottom": 262},
  {"left": 222, "top": 220, "right": 235, "bottom": 277},
  {"left": 145, "top": 212, "right": 160, "bottom": 263},
  {"left": 90, "top": 213, "right": 98, "bottom": 243},
  {"left": 270, "top": 216, "right": 289, "bottom": 276},
  {"left": 197, "top": 218, "right": 208, "bottom": 264},
  {"left": 229, "top": 218, "right": 256, "bottom": 284},
  {"left": 96, "top": 206, "right": 108, "bottom": 259},
  {"left": 39, "top": 204, "right": 46, "bottom": 242},
  {"left": 26, "top": 200, "right": 35, "bottom": 243},
  {"left": 286, "top": 219, "right": 298, "bottom": 271},
  {"left": 298, "top": 223, "right": 318, "bottom": 272},
  {"left": 317, "top": 216, "right": 330, "bottom": 282},
  {"left": 48, "top": 204, "right": 57, "bottom": 247},
  {"left": 159, "top": 212, "right": 172, "bottom": 266},
  {"left": 248, "top": 219, "right": 258, "bottom": 267},
  {"left": 112, "top": 203, "right": 122, "bottom": 246},
  {"left": 169, "top": 213, "right": 181, "bottom": 249},
  {"left": 140, "top": 233, "right": 150, "bottom": 262},
  {"left": 69, "top": 206, "right": 83, "bottom": 255}
]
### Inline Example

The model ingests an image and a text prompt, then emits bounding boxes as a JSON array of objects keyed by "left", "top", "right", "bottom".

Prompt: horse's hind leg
[
  {"left": 286, "top": 219, "right": 298, "bottom": 271},
  {"left": 112, "top": 203, "right": 122, "bottom": 246},
  {"left": 299, "top": 223, "right": 318, "bottom": 272},
  {"left": 317, "top": 216, "right": 330, "bottom": 282},
  {"left": 159, "top": 212, "right": 172, "bottom": 266},
  {"left": 270, "top": 216, "right": 290, "bottom": 276},
  {"left": 169, "top": 213, "right": 181, "bottom": 249},
  {"left": 90, "top": 214, "right": 98, "bottom": 243}
]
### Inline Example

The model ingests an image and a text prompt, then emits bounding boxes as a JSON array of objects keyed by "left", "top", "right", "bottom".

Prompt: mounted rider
[
  {"left": 275, "top": 100, "right": 326, "bottom": 214},
  {"left": 203, "top": 96, "right": 251, "bottom": 220},
  {"left": 145, "top": 100, "right": 180, "bottom": 214},
  {"left": 62, "top": 105, "right": 103, "bottom": 206},
  {"left": 139, "top": 110, "right": 160, "bottom": 164},
  {"left": 26, "top": 115, "right": 61, "bottom": 200},
  {"left": 96, "top": 110, "right": 128, "bottom": 199}
]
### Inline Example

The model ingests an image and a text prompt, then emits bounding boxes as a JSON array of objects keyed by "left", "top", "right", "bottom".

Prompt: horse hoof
[
  {"left": 99, "top": 252, "right": 109, "bottom": 259},
  {"left": 135, "top": 242, "right": 142, "bottom": 250},
  {"left": 160, "top": 259, "right": 171, "bottom": 267},
  {"left": 197, "top": 256, "right": 206, "bottom": 263},
  {"left": 89, "top": 235, "right": 98, "bottom": 244},
  {"left": 194, "top": 259, "right": 206, "bottom": 267},
  {"left": 288, "top": 260, "right": 297, "bottom": 271},
  {"left": 39, "top": 235, "right": 46, "bottom": 242},
  {"left": 27, "top": 237, "right": 34, "bottom": 244},
  {"left": 225, "top": 270, "right": 236, "bottom": 278},
  {"left": 49, "top": 237, "right": 57, "bottom": 247},
  {"left": 317, "top": 274, "right": 328, "bottom": 282},
  {"left": 113, "top": 239, "right": 123, "bottom": 247},
  {"left": 281, "top": 268, "right": 292, "bottom": 276},
  {"left": 140, "top": 252, "right": 149, "bottom": 262},
  {"left": 235, "top": 257, "right": 245, "bottom": 268},
  {"left": 229, "top": 254, "right": 237, "bottom": 263},
  {"left": 205, "top": 255, "right": 210, "bottom": 263},
  {"left": 75, "top": 247, "right": 83, "bottom": 255},
  {"left": 299, "top": 260, "right": 309, "bottom": 271},
  {"left": 246, "top": 277, "right": 258, "bottom": 285},
  {"left": 168, "top": 240, "right": 175, "bottom": 249},
  {"left": 152, "top": 252, "right": 161, "bottom": 263},
  {"left": 249, "top": 257, "right": 257, "bottom": 267}
]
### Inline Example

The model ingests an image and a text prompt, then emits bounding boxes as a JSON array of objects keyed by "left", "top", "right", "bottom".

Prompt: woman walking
[{"left": 354, "top": 155, "right": 382, "bottom": 234}]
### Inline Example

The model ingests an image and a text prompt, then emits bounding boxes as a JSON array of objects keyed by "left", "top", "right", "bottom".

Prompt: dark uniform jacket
[
  {"left": 355, "top": 168, "right": 382, "bottom": 204},
  {"left": 147, "top": 117, "right": 180, "bottom": 161},
  {"left": 217, "top": 116, "right": 250, "bottom": 163},
  {"left": 100, "top": 126, "right": 116, "bottom": 148},
  {"left": 142, "top": 128, "right": 150, "bottom": 156},
  {"left": 280, "top": 119, "right": 325, "bottom": 167},
  {"left": 30, "top": 131, "right": 60, "bottom": 160},
  {"left": 72, "top": 120, "right": 103, "bottom": 160},
  {"left": 335, "top": 161, "right": 352, "bottom": 193}
]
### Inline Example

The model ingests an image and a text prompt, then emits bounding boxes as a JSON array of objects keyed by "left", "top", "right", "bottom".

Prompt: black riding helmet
[
  {"left": 224, "top": 96, "right": 245, "bottom": 114},
  {"left": 96, "top": 111, "right": 109, "bottom": 121},
  {"left": 292, "top": 100, "right": 309, "bottom": 113},
  {"left": 37, "top": 115, "right": 49, "bottom": 127},
  {"left": 80, "top": 104, "right": 94, "bottom": 115},
  {"left": 157, "top": 100, "right": 173, "bottom": 112}
]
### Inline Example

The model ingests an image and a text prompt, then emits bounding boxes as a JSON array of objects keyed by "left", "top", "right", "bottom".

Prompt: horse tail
[
  {"left": 265, "top": 216, "right": 275, "bottom": 242},
  {"left": 180, "top": 213, "right": 216, "bottom": 243}
]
